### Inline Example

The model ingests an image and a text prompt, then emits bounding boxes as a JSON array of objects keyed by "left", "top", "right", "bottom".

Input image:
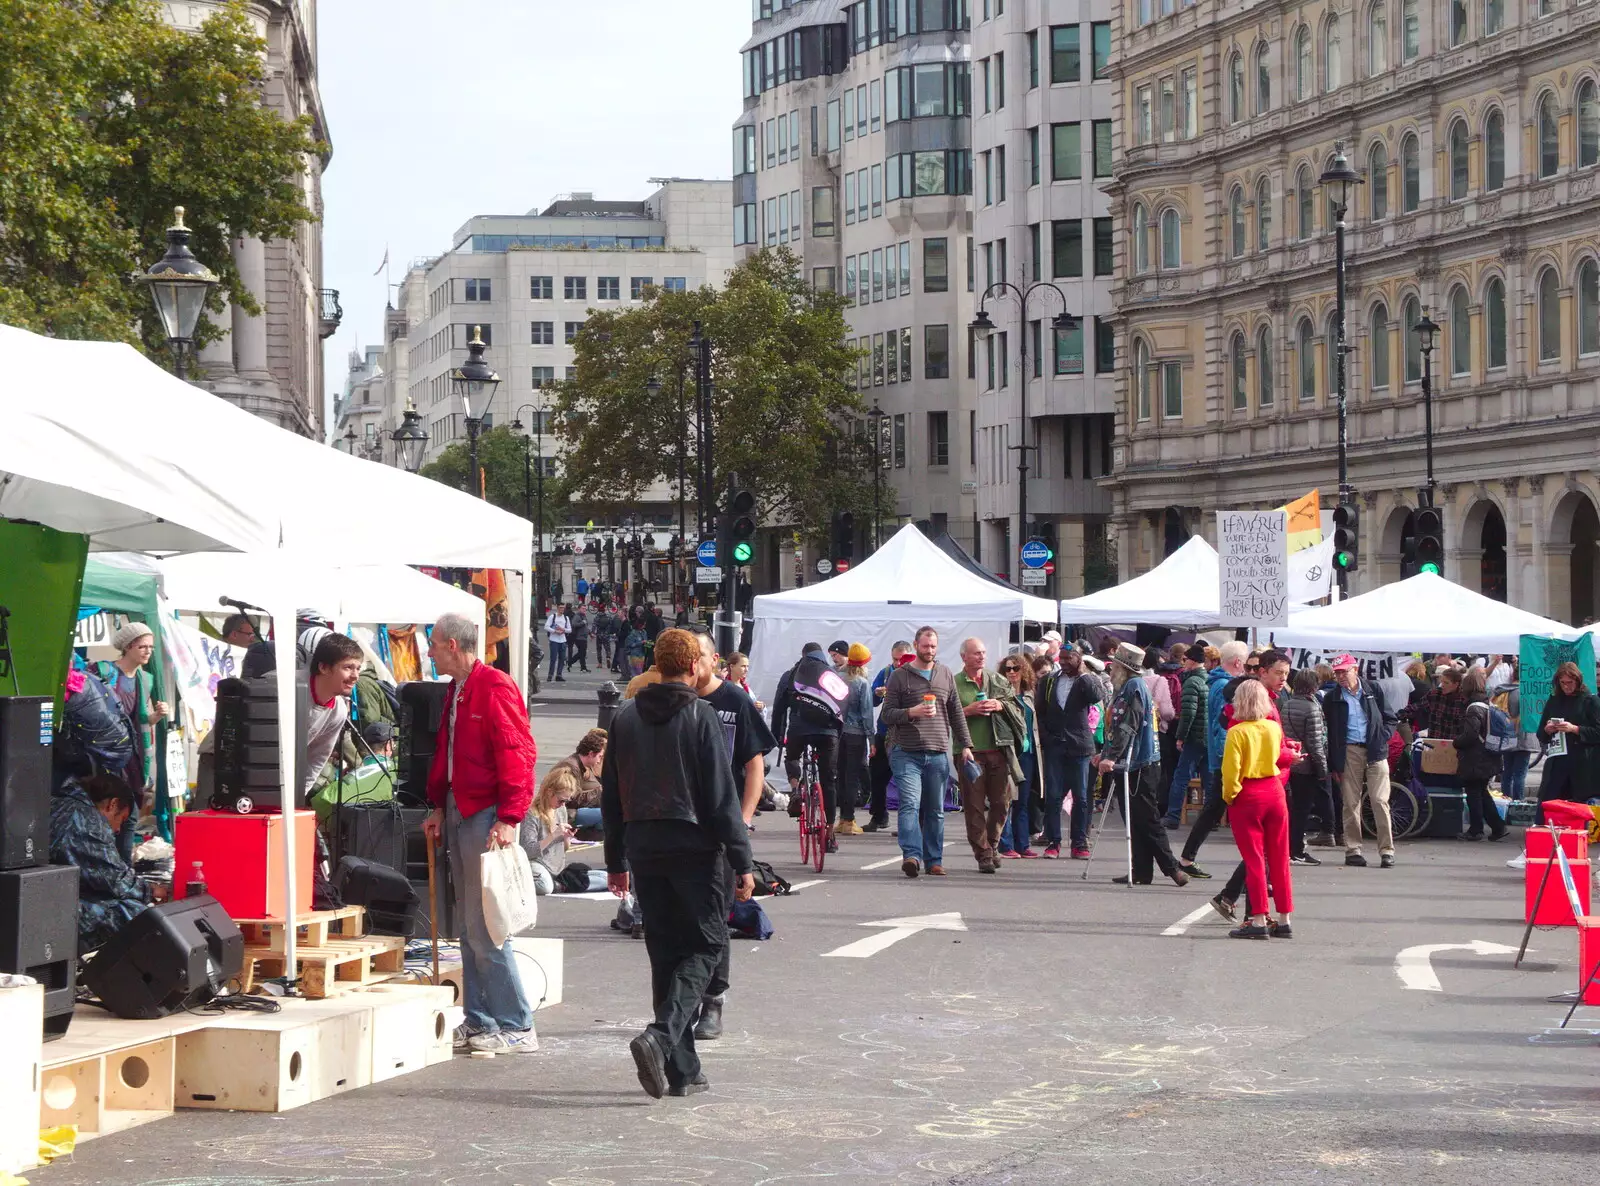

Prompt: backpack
[
  {"left": 727, "top": 898, "right": 774, "bottom": 940},
  {"left": 55, "top": 670, "right": 135, "bottom": 783},
  {"left": 1162, "top": 671, "right": 1183, "bottom": 716},
  {"left": 749, "top": 859, "right": 791, "bottom": 897},
  {"left": 1480, "top": 702, "right": 1518, "bottom": 753}
]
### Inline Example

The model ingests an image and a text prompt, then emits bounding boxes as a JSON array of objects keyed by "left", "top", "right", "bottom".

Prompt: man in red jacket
[{"left": 422, "top": 611, "right": 539, "bottom": 1054}]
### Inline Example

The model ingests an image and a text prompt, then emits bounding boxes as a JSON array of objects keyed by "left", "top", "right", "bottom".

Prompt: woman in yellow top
[{"left": 1222, "top": 680, "right": 1295, "bottom": 939}]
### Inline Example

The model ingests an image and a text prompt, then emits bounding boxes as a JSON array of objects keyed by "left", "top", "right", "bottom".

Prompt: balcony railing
[{"left": 318, "top": 288, "right": 343, "bottom": 340}]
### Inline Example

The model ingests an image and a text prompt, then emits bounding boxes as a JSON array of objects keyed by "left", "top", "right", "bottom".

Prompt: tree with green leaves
[
  {"left": 420, "top": 426, "right": 564, "bottom": 530},
  {"left": 0, "top": 0, "right": 324, "bottom": 367},
  {"left": 553, "top": 248, "right": 887, "bottom": 542}
]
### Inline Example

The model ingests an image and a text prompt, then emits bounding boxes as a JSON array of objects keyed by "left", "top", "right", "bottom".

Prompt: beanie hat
[
  {"left": 111, "top": 622, "right": 154, "bottom": 653},
  {"left": 828, "top": 639, "right": 851, "bottom": 657},
  {"left": 847, "top": 642, "right": 872, "bottom": 665}
]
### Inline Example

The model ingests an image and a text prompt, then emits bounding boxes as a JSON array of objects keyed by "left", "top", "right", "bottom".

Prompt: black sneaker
[
  {"left": 861, "top": 817, "right": 890, "bottom": 833},
  {"left": 1380, "top": 853, "right": 1395, "bottom": 868},
  {"left": 1228, "top": 922, "right": 1270, "bottom": 940},
  {"left": 1180, "top": 861, "right": 1212, "bottom": 879},
  {"left": 668, "top": 1074, "right": 710, "bottom": 1097},
  {"left": 1345, "top": 852, "right": 1368, "bottom": 867},
  {"left": 1289, "top": 853, "right": 1322, "bottom": 866},
  {"left": 1269, "top": 920, "right": 1294, "bottom": 939},
  {"left": 1209, "top": 893, "right": 1237, "bottom": 922}
]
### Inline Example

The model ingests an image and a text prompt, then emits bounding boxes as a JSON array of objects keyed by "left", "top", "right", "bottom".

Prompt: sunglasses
[{"left": 1000, "top": 665, "right": 1021, "bottom": 674}]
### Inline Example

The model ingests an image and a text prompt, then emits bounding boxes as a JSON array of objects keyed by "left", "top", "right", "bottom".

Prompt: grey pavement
[{"left": 35, "top": 805, "right": 1600, "bottom": 1186}]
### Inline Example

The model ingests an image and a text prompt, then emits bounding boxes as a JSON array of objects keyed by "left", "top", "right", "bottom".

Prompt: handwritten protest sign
[{"left": 1219, "top": 510, "right": 1289, "bottom": 627}]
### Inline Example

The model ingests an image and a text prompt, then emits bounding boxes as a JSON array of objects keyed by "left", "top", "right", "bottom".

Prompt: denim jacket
[{"left": 1099, "top": 675, "right": 1157, "bottom": 771}]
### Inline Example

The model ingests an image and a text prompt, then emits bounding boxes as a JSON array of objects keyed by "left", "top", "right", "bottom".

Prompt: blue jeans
[
  {"left": 1042, "top": 743, "right": 1092, "bottom": 850},
  {"left": 1000, "top": 751, "right": 1038, "bottom": 853},
  {"left": 446, "top": 801, "right": 533, "bottom": 1035},
  {"left": 889, "top": 748, "right": 948, "bottom": 866},
  {"left": 546, "top": 640, "right": 567, "bottom": 679},
  {"left": 1500, "top": 750, "right": 1530, "bottom": 800},
  {"left": 1164, "top": 742, "right": 1208, "bottom": 823}
]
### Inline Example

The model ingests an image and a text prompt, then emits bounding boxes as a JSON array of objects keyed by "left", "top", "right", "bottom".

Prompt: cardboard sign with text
[{"left": 1219, "top": 509, "right": 1289, "bottom": 627}]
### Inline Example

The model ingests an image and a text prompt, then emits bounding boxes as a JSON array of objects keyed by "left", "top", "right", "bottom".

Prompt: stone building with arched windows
[{"left": 1104, "top": 0, "right": 1600, "bottom": 622}]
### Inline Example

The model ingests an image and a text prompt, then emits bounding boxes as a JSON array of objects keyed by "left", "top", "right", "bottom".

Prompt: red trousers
[{"left": 1230, "top": 776, "right": 1294, "bottom": 916}]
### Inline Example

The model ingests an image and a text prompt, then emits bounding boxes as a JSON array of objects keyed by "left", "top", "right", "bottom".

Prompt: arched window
[
  {"left": 1133, "top": 203, "right": 1150, "bottom": 274},
  {"left": 1402, "top": 0, "right": 1420, "bottom": 61},
  {"left": 1324, "top": 312, "right": 1342, "bottom": 396},
  {"left": 1370, "top": 303, "right": 1391, "bottom": 390},
  {"left": 1135, "top": 339, "right": 1153, "bottom": 421},
  {"left": 1159, "top": 208, "right": 1181, "bottom": 269},
  {"left": 1257, "top": 326, "right": 1274, "bottom": 406},
  {"left": 1449, "top": 285, "right": 1471, "bottom": 377},
  {"left": 1538, "top": 267, "right": 1561, "bottom": 361},
  {"left": 1256, "top": 43, "right": 1271, "bottom": 113},
  {"left": 1255, "top": 176, "right": 1272, "bottom": 248},
  {"left": 1369, "top": 2, "right": 1388, "bottom": 75},
  {"left": 1485, "top": 0, "right": 1504, "bottom": 35},
  {"left": 1228, "top": 53, "right": 1245, "bottom": 124},
  {"left": 1579, "top": 81, "right": 1599, "bottom": 168},
  {"left": 1486, "top": 277, "right": 1507, "bottom": 369},
  {"left": 1450, "top": 0, "right": 1467, "bottom": 45},
  {"left": 1295, "top": 27, "right": 1312, "bottom": 100},
  {"left": 1230, "top": 332, "right": 1248, "bottom": 409},
  {"left": 1229, "top": 186, "right": 1245, "bottom": 258},
  {"left": 1296, "top": 165, "right": 1313, "bottom": 239},
  {"left": 1369, "top": 142, "right": 1390, "bottom": 219},
  {"left": 1486, "top": 110, "right": 1506, "bottom": 190},
  {"left": 1402, "top": 133, "right": 1420, "bottom": 211},
  {"left": 1325, "top": 16, "right": 1343, "bottom": 92},
  {"left": 1403, "top": 294, "right": 1423, "bottom": 381},
  {"left": 1449, "top": 121, "right": 1470, "bottom": 200},
  {"left": 1538, "top": 95, "right": 1560, "bottom": 177},
  {"left": 1581, "top": 259, "right": 1600, "bottom": 356},
  {"left": 1297, "top": 317, "right": 1316, "bottom": 401}
]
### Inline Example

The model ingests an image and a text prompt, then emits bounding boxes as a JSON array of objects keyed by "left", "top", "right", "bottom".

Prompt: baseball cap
[
  {"left": 1331, "top": 654, "right": 1360, "bottom": 672},
  {"left": 1042, "top": 630, "right": 1064, "bottom": 643},
  {"left": 828, "top": 639, "right": 851, "bottom": 656},
  {"left": 360, "top": 721, "right": 394, "bottom": 746}
]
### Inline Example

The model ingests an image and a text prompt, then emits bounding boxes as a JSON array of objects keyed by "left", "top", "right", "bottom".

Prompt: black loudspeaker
[
  {"left": 0, "top": 696, "right": 52, "bottom": 869},
  {"left": 81, "top": 893, "right": 244, "bottom": 1019},
  {"left": 212, "top": 674, "right": 310, "bottom": 813},
  {"left": 396, "top": 681, "right": 450, "bottom": 803},
  {"left": 335, "top": 855, "right": 418, "bottom": 936},
  {"left": 0, "top": 864, "right": 80, "bottom": 1039}
]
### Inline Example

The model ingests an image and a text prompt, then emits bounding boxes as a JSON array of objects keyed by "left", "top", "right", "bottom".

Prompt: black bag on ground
[
  {"left": 749, "top": 859, "right": 790, "bottom": 897},
  {"left": 555, "top": 862, "right": 591, "bottom": 894}
]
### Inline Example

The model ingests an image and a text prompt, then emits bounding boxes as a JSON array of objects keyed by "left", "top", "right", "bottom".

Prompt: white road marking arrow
[
  {"left": 1394, "top": 939, "right": 1520, "bottom": 991},
  {"left": 821, "top": 911, "right": 967, "bottom": 959}
]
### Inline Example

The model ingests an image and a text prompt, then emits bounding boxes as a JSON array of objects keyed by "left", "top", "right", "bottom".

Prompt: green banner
[
  {"left": 1517, "top": 633, "right": 1596, "bottom": 733},
  {"left": 0, "top": 519, "right": 89, "bottom": 705}
]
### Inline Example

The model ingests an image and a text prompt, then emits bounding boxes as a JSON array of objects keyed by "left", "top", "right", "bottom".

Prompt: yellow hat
[{"left": 847, "top": 642, "right": 872, "bottom": 665}]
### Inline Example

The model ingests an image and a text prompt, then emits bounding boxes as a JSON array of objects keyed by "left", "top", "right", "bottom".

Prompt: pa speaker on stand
[
  {"left": 0, "top": 864, "right": 80, "bottom": 1040},
  {"left": 212, "top": 674, "right": 310, "bottom": 813},
  {"left": 395, "top": 681, "right": 450, "bottom": 805},
  {"left": 0, "top": 695, "right": 53, "bottom": 868}
]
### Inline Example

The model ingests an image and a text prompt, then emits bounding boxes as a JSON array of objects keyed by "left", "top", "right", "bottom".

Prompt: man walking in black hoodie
[{"left": 602, "top": 629, "right": 756, "bottom": 1100}]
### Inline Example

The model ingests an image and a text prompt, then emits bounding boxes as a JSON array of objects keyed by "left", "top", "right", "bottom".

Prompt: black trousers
[
  {"left": 1464, "top": 777, "right": 1505, "bottom": 837},
  {"left": 708, "top": 854, "right": 733, "bottom": 1000},
  {"left": 570, "top": 638, "right": 588, "bottom": 670},
  {"left": 1180, "top": 768, "right": 1227, "bottom": 864},
  {"left": 868, "top": 738, "right": 891, "bottom": 820},
  {"left": 839, "top": 733, "right": 869, "bottom": 821},
  {"left": 1128, "top": 763, "right": 1180, "bottom": 882},
  {"left": 785, "top": 733, "right": 840, "bottom": 823},
  {"left": 1287, "top": 768, "right": 1336, "bottom": 857},
  {"left": 633, "top": 853, "right": 729, "bottom": 1086}
]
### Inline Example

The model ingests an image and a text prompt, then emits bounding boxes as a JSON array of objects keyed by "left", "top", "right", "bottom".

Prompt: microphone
[{"left": 219, "top": 596, "right": 264, "bottom": 613}]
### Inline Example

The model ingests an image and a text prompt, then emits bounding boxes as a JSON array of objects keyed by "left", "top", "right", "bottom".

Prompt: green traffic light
[
  {"left": 1419, "top": 562, "right": 1441, "bottom": 575},
  {"left": 1335, "top": 551, "right": 1353, "bottom": 569},
  {"left": 732, "top": 541, "right": 753, "bottom": 564}
]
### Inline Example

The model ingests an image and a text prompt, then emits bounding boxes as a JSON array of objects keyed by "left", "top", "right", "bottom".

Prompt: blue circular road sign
[
  {"left": 697, "top": 540, "right": 720, "bottom": 567},
  {"left": 1020, "top": 540, "right": 1050, "bottom": 569}
]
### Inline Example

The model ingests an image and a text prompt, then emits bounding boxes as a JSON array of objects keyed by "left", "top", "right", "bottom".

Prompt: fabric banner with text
[{"left": 1518, "top": 633, "right": 1597, "bottom": 734}]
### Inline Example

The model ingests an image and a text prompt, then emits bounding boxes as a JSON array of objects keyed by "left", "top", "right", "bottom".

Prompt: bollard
[{"left": 596, "top": 681, "right": 622, "bottom": 731}]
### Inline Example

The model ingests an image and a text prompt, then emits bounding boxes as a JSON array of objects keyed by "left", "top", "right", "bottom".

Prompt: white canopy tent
[
  {"left": 747, "top": 524, "right": 1057, "bottom": 702},
  {"left": 1272, "top": 571, "right": 1581, "bottom": 652}
]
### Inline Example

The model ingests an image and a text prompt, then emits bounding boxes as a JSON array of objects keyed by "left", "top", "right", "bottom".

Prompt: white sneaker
[
  {"left": 469, "top": 1028, "right": 539, "bottom": 1054},
  {"left": 453, "top": 1023, "right": 480, "bottom": 1051},
  {"left": 1506, "top": 853, "right": 1527, "bottom": 869}
]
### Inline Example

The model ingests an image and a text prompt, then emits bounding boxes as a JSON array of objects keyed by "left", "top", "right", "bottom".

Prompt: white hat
[{"left": 1042, "top": 630, "right": 1064, "bottom": 643}]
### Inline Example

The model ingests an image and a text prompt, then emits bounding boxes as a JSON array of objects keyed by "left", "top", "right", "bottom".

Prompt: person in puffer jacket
[{"left": 1281, "top": 668, "right": 1336, "bottom": 860}]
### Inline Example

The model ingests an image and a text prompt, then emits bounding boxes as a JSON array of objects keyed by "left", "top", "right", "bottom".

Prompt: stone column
[
  {"left": 232, "top": 236, "right": 271, "bottom": 379},
  {"left": 197, "top": 290, "right": 234, "bottom": 377}
]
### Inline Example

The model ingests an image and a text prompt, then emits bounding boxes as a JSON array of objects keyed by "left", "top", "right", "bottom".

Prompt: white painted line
[
  {"left": 1395, "top": 939, "right": 1520, "bottom": 991},
  {"left": 861, "top": 857, "right": 903, "bottom": 870},
  {"left": 1162, "top": 903, "right": 1218, "bottom": 937},
  {"left": 786, "top": 879, "right": 827, "bottom": 892},
  {"left": 821, "top": 911, "right": 966, "bottom": 959}
]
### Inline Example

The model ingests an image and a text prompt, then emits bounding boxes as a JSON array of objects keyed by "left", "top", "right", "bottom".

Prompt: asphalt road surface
[{"left": 37, "top": 805, "right": 1600, "bottom": 1186}]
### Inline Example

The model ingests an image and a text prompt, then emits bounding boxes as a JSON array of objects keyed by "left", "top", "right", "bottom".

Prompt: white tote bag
[{"left": 481, "top": 844, "right": 538, "bottom": 946}]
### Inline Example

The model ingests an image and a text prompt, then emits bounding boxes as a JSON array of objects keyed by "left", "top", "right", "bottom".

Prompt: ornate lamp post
[
  {"left": 449, "top": 326, "right": 500, "bottom": 500},
  {"left": 138, "top": 206, "right": 218, "bottom": 380}
]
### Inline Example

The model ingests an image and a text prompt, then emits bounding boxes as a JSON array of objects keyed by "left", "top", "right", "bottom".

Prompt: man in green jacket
[
  {"left": 1164, "top": 643, "right": 1210, "bottom": 828},
  {"left": 955, "top": 638, "right": 1023, "bottom": 874}
]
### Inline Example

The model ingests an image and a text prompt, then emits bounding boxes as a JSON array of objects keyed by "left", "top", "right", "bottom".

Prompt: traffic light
[
  {"left": 1332, "top": 501, "right": 1360, "bottom": 572},
  {"left": 1414, "top": 505, "right": 1444, "bottom": 575},
  {"left": 831, "top": 510, "right": 856, "bottom": 561},
  {"left": 728, "top": 484, "right": 756, "bottom": 565},
  {"left": 1033, "top": 521, "right": 1057, "bottom": 562}
]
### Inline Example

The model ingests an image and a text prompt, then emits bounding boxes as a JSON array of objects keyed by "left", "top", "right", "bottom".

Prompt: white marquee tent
[{"left": 747, "top": 524, "right": 1057, "bottom": 702}]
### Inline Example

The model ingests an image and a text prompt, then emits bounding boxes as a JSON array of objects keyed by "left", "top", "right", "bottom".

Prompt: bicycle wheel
[
  {"left": 811, "top": 781, "right": 827, "bottom": 874},
  {"left": 797, "top": 752, "right": 816, "bottom": 862},
  {"left": 1362, "top": 783, "right": 1424, "bottom": 840}
]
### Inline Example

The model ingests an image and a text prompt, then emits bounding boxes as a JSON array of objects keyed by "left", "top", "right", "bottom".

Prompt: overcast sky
[{"left": 318, "top": 0, "right": 750, "bottom": 411}]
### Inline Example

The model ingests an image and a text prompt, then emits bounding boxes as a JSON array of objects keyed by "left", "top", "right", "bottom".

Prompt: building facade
[
  {"left": 170, "top": 0, "right": 339, "bottom": 437},
  {"left": 1109, "top": 0, "right": 1600, "bottom": 621},
  {"left": 736, "top": 0, "right": 980, "bottom": 576},
  {"left": 330, "top": 344, "right": 389, "bottom": 461},
  {"left": 971, "top": 0, "right": 1120, "bottom": 597}
]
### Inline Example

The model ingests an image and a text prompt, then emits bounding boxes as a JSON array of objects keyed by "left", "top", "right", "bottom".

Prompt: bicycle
[{"left": 795, "top": 742, "right": 827, "bottom": 873}]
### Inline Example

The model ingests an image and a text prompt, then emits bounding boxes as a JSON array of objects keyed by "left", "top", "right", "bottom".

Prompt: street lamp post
[
  {"left": 1413, "top": 306, "right": 1440, "bottom": 499},
  {"left": 867, "top": 401, "right": 888, "bottom": 553},
  {"left": 392, "top": 402, "right": 428, "bottom": 473},
  {"left": 689, "top": 322, "right": 713, "bottom": 542},
  {"left": 138, "top": 206, "right": 219, "bottom": 381},
  {"left": 449, "top": 326, "right": 500, "bottom": 501},
  {"left": 1319, "top": 143, "right": 1364, "bottom": 593},
  {"left": 342, "top": 425, "right": 357, "bottom": 455},
  {"left": 969, "top": 283, "right": 1077, "bottom": 585},
  {"left": 512, "top": 398, "right": 548, "bottom": 582}
]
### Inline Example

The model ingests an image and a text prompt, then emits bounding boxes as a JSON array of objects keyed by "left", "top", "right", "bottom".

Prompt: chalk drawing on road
[
  {"left": 194, "top": 1134, "right": 438, "bottom": 1172},
  {"left": 649, "top": 1103, "right": 886, "bottom": 1143}
]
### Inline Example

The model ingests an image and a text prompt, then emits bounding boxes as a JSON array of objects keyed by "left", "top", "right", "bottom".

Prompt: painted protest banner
[
  {"left": 161, "top": 615, "right": 249, "bottom": 742},
  {"left": 1218, "top": 509, "right": 1289, "bottom": 627},
  {"left": 1286, "top": 648, "right": 1415, "bottom": 715},
  {"left": 1518, "top": 633, "right": 1597, "bottom": 734}
]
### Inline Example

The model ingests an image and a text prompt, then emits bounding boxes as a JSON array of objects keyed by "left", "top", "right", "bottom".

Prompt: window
[
  {"left": 1255, "top": 177, "right": 1272, "bottom": 248},
  {"left": 845, "top": 256, "right": 856, "bottom": 303},
  {"left": 982, "top": 57, "right": 992, "bottom": 112},
  {"left": 857, "top": 168, "right": 869, "bottom": 220},
  {"left": 1230, "top": 332, "right": 1248, "bottom": 409},
  {"left": 1256, "top": 43, "right": 1271, "bottom": 113},
  {"left": 844, "top": 87, "right": 855, "bottom": 141},
  {"left": 531, "top": 366, "right": 554, "bottom": 389},
  {"left": 1295, "top": 26, "right": 1312, "bottom": 100},
  {"left": 994, "top": 147, "right": 1005, "bottom": 203},
  {"left": 1296, "top": 165, "right": 1314, "bottom": 239},
  {"left": 872, "top": 163, "right": 884, "bottom": 215},
  {"left": 1403, "top": 294, "right": 1423, "bottom": 380},
  {"left": 1093, "top": 218, "right": 1113, "bottom": 276},
  {"left": 1486, "top": 111, "right": 1506, "bottom": 190},
  {"left": 1051, "top": 122, "right": 1081, "bottom": 180},
  {"left": 928, "top": 412, "right": 950, "bottom": 465},
  {"left": 925, "top": 324, "right": 950, "bottom": 378},
  {"left": 1159, "top": 209, "right": 1180, "bottom": 269},
  {"left": 924, "top": 238, "right": 949, "bottom": 292},
  {"left": 1136, "top": 85, "right": 1153, "bottom": 144},
  {"left": 844, "top": 172, "right": 856, "bottom": 225},
  {"left": 1325, "top": 17, "right": 1342, "bottom": 91},
  {"left": 1369, "top": 303, "right": 1390, "bottom": 390},
  {"left": 1450, "top": 0, "right": 1467, "bottom": 46},
  {"left": 778, "top": 191, "right": 790, "bottom": 242},
  {"left": 812, "top": 187, "right": 836, "bottom": 238},
  {"left": 900, "top": 327, "right": 913, "bottom": 381},
  {"left": 597, "top": 276, "right": 620, "bottom": 301},
  {"left": 893, "top": 414, "right": 906, "bottom": 468},
  {"left": 1403, "top": 0, "right": 1420, "bottom": 60},
  {"left": 1539, "top": 96, "right": 1560, "bottom": 177},
  {"left": 1093, "top": 120, "right": 1113, "bottom": 177},
  {"left": 734, "top": 202, "right": 756, "bottom": 245},
  {"left": 1160, "top": 78, "right": 1175, "bottom": 143},
  {"left": 1162, "top": 362, "right": 1183, "bottom": 419},
  {"left": 1133, "top": 203, "right": 1150, "bottom": 273},
  {"left": 1052, "top": 219, "right": 1083, "bottom": 278},
  {"left": 1447, "top": 286, "right": 1471, "bottom": 377},
  {"left": 1051, "top": 25, "right": 1080, "bottom": 83},
  {"left": 1134, "top": 340, "right": 1152, "bottom": 420},
  {"left": 1181, "top": 68, "right": 1197, "bottom": 138},
  {"left": 1539, "top": 268, "right": 1561, "bottom": 360},
  {"left": 630, "top": 276, "right": 653, "bottom": 300},
  {"left": 1228, "top": 54, "right": 1245, "bottom": 124},
  {"left": 1054, "top": 319, "right": 1084, "bottom": 374},
  {"left": 1257, "top": 326, "right": 1274, "bottom": 405},
  {"left": 1582, "top": 260, "right": 1600, "bottom": 355},
  {"left": 826, "top": 98, "right": 841, "bottom": 151},
  {"left": 872, "top": 248, "right": 884, "bottom": 301},
  {"left": 564, "top": 321, "right": 584, "bottom": 343},
  {"left": 1449, "top": 121, "right": 1469, "bottom": 200},
  {"left": 1095, "top": 316, "right": 1115, "bottom": 373},
  {"left": 1369, "top": 142, "right": 1389, "bottom": 219},
  {"left": 530, "top": 276, "right": 552, "bottom": 300},
  {"left": 870, "top": 79, "right": 882, "bottom": 131},
  {"left": 1580, "top": 81, "right": 1600, "bottom": 168},
  {"left": 1402, "top": 134, "right": 1420, "bottom": 211},
  {"left": 777, "top": 113, "right": 788, "bottom": 163},
  {"left": 1297, "top": 318, "right": 1316, "bottom": 402},
  {"left": 531, "top": 321, "right": 554, "bottom": 345},
  {"left": 1369, "top": 3, "right": 1388, "bottom": 74},
  {"left": 872, "top": 333, "right": 885, "bottom": 386},
  {"left": 1027, "top": 29, "right": 1039, "bottom": 87},
  {"left": 996, "top": 51, "right": 1006, "bottom": 108},
  {"left": 899, "top": 241, "right": 912, "bottom": 296},
  {"left": 1028, "top": 126, "right": 1040, "bottom": 184},
  {"left": 564, "top": 276, "right": 586, "bottom": 301},
  {"left": 1485, "top": 0, "right": 1503, "bottom": 35},
  {"left": 1486, "top": 278, "right": 1507, "bottom": 368},
  {"left": 812, "top": 266, "right": 836, "bottom": 292},
  {"left": 1092, "top": 22, "right": 1111, "bottom": 79},
  {"left": 463, "top": 277, "right": 491, "bottom": 302},
  {"left": 1029, "top": 223, "right": 1041, "bottom": 280},
  {"left": 1229, "top": 186, "right": 1245, "bottom": 258}
]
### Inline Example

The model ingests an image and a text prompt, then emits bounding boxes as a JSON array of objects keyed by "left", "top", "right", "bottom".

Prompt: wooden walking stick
[{"left": 426, "top": 831, "right": 441, "bottom": 986}]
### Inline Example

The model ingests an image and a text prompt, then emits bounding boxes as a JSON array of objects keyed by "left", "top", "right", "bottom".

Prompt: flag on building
[
  {"left": 372, "top": 246, "right": 389, "bottom": 277},
  {"left": 1279, "top": 489, "right": 1322, "bottom": 554}
]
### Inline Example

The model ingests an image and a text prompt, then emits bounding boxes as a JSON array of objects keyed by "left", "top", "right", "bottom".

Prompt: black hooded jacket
[{"left": 600, "top": 680, "right": 753, "bottom": 876}]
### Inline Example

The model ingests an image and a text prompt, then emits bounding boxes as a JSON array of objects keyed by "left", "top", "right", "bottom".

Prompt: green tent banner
[
  {"left": 1517, "top": 633, "right": 1597, "bottom": 734},
  {"left": 0, "top": 520, "right": 89, "bottom": 705}
]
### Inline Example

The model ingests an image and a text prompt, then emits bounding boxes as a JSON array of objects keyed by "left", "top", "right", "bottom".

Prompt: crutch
[{"left": 1081, "top": 767, "right": 1121, "bottom": 880}]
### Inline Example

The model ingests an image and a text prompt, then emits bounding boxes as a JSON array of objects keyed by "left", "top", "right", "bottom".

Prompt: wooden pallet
[
  {"left": 235, "top": 904, "right": 368, "bottom": 952},
  {"left": 239, "top": 934, "right": 407, "bottom": 998}
]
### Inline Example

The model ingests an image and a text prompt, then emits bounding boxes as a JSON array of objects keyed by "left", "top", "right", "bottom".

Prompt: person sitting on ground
[
  {"left": 50, "top": 774, "right": 162, "bottom": 954},
  {"left": 522, "top": 765, "right": 579, "bottom": 895},
  {"left": 1221, "top": 679, "right": 1296, "bottom": 940}
]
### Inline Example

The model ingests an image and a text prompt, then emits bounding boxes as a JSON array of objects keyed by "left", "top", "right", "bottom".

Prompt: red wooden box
[
  {"left": 1524, "top": 857, "right": 1591, "bottom": 926},
  {"left": 172, "top": 810, "right": 316, "bottom": 921},
  {"left": 1525, "top": 826, "right": 1589, "bottom": 861},
  {"left": 1580, "top": 920, "right": 1600, "bottom": 1005}
]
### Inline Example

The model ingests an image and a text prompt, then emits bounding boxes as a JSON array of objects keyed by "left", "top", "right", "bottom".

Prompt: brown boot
[{"left": 927, "top": 864, "right": 946, "bottom": 876}]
